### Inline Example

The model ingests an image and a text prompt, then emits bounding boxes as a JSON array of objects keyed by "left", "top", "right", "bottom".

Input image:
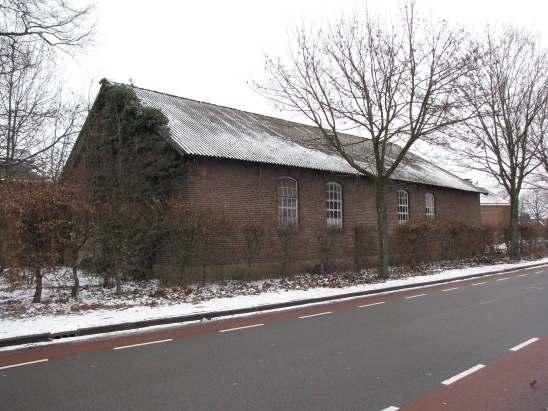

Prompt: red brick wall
[
  {"left": 481, "top": 205, "right": 511, "bottom": 230},
  {"left": 157, "top": 156, "right": 481, "bottom": 276}
]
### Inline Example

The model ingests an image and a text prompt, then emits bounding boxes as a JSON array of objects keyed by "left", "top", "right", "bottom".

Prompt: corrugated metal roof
[{"left": 131, "top": 84, "right": 485, "bottom": 193}]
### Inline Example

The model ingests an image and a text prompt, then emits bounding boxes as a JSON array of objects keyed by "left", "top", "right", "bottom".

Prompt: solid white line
[
  {"left": 0, "top": 358, "right": 48, "bottom": 370},
  {"left": 358, "top": 301, "right": 385, "bottom": 308},
  {"left": 381, "top": 406, "right": 399, "bottom": 411},
  {"left": 472, "top": 282, "right": 486, "bottom": 286},
  {"left": 219, "top": 324, "right": 264, "bottom": 333},
  {"left": 510, "top": 337, "right": 539, "bottom": 352},
  {"left": 298, "top": 311, "right": 333, "bottom": 319},
  {"left": 496, "top": 277, "right": 509, "bottom": 282},
  {"left": 405, "top": 293, "right": 427, "bottom": 299},
  {"left": 517, "top": 274, "right": 529, "bottom": 277},
  {"left": 442, "top": 364, "right": 485, "bottom": 385},
  {"left": 441, "top": 287, "right": 459, "bottom": 292},
  {"left": 113, "top": 339, "right": 173, "bottom": 350}
]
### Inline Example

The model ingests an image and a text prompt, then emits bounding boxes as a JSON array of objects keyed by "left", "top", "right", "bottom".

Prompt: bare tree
[
  {"left": 0, "top": 0, "right": 94, "bottom": 49},
  {"left": 530, "top": 104, "right": 547, "bottom": 187},
  {"left": 258, "top": 2, "right": 473, "bottom": 277},
  {"left": 454, "top": 28, "right": 547, "bottom": 259},
  {"left": 522, "top": 189, "right": 548, "bottom": 225},
  {"left": 0, "top": 37, "right": 85, "bottom": 178}
]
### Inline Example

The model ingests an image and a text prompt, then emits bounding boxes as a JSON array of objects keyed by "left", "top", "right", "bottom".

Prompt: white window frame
[
  {"left": 278, "top": 177, "right": 298, "bottom": 226},
  {"left": 425, "top": 192, "right": 435, "bottom": 220},
  {"left": 397, "top": 189, "right": 409, "bottom": 224},
  {"left": 326, "top": 182, "right": 343, "bottom": 227}
]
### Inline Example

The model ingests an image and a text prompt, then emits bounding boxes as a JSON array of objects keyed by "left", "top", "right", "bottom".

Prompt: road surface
[{"left": 1, "top": 264, "right": 547, "bottom": 410}]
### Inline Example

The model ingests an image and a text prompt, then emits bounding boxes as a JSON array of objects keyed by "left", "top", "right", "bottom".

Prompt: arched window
[
  {"left": 425, "top": 192, "right": 435, "bottom": 220},
  {"left": 278, "top": 177, "right": 298, "bottom": 226},
  {"left": 397, "top": 190, "right": 409, "bottom": 223},
  {"left": 326, "top": 182, "right": 343, "bottom": 227}
]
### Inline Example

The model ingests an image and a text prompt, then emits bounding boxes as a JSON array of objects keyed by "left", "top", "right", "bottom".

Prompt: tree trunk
[
  {"left": 375, "top": 178, "right": 390, "bottom": 279},
  {"left": 32, "top": 268, "right": 43, "bottom": 303},
  {"left": 71, "top": 265, "right": 79, "bottom": 298},
  {"left": 115, "top": 272, "right": 122, "bottom": 296},
  {"left": 509, "top": 193, "right": 521, "bottom": 260}
]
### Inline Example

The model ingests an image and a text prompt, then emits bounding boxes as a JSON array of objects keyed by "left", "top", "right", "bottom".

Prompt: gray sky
[{"left": 66, "top": 0, "right": 548, "bottom": 193}]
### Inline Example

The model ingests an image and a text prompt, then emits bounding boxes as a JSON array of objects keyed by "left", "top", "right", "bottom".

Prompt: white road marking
[
  {"left": 496, "top": 277, "right": 509, "bottom": 282},
  {"left": 113, "top": 338, "right": 173, "bottom": 350},
  {"left": 219, "top": 324, "right": 264, "bottom": 333},
  {"left": 510, "top": 337, "right": 539, "bottom": 352},
  {"left": 517, "top": 274, "right": 529, "bottom": 277},
  {"left": 405, "top": 293, "right": 427, "bottom": 299},
  {"left": 298, "top": 311, "right": 332, "bottom": 319},
  {"left": 381, "top": 406, "right": 399, "bottom": 411},
  {"left": 479, "top": 298, "right": 498, "bottom": 305},
  {"left": 358, "top": 301, "right": 385, "bottom": 308},
  {"left": 472, "top": 282, "right": 486, "bottom": 286},
  {"left": 441, "top": 287, "right": 459, "bottom": 292},
  {"left": 442, "top": 364, "right": 485, "bottom": 385},
  {"left": 534, "top": 270, "right": 543, "bottom": 274},
  {"left": 0, "top": 358, "right": 48, "bottom": 370}
]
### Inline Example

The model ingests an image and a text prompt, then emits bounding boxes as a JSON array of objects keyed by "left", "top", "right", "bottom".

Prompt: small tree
[
  {"left": 0, "top": 181, "right": 84, "bottom": 302},
  {"left": 522, "top": 189, "right": 548, "bottom": 225},
  {"left": 59, "top": 180, "right": 94, "bottom": 298},
  {"left": 259, "top": 1, "right": 473, "bottom": 277},
  {"left": 453, "top": 28, "right": 547, "bottom": 260}
]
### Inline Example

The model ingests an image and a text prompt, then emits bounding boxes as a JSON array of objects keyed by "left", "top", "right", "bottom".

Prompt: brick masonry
[
  {"left": 480, "top": 204, "right": 511, "bottom": 230},
  {"left": 155, "top": 156, "right": 481, "bottom": 280}
]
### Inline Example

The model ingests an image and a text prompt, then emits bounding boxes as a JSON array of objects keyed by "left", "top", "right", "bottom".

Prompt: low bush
[{"left": 394, "top": 221, "right": 496, "bottom": 266}]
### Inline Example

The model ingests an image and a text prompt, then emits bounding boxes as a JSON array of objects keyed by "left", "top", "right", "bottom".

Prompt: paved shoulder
[{"left": 403, "top": 336, "right": 548, "bottom": 411}]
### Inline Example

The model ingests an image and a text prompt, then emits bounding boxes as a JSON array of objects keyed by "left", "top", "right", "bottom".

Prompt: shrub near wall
[
  {"left": 515, "top": 223, "right": 548, "bottom": 257},
  {"left": 394, "top": 221, "right": 495, "bottom": 266},
  {"left": 158, "top": 205, "right": 235, "bottom": 285}
]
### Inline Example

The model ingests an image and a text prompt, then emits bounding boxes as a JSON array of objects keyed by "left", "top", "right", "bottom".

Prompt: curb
[{"left": 1, "top": 261, "right": 546, "bottom": 349}]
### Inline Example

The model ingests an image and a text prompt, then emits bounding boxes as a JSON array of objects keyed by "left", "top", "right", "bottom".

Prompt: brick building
[
  {"left": 480, "top": 191, "right": 511, "bottom": 231},
  {"left": 66, "top": 83, "right": 486, "bottom": 281}
]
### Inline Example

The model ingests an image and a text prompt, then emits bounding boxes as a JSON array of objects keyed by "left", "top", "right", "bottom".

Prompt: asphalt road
[{"left": 1, "top": 264, "right": 547, "bottom": 410}]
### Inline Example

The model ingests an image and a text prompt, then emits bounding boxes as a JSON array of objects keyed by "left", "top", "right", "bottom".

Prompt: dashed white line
[
  {"left": 298, "top": 311, "right": 333, "bottom": 319},
  {"left": 472, "top": 281, "right": 486, "bottom": 286},
  {"left": 479, "top": 298, "right": 498, "bottom": 305},
  {"left": 405, "top": 293, "right": 427, "bottom": 300},
  {"left": 441, "top": 287, "right": 459, "bottom": 292},
  {"left": 113, "top": 338, "right": 173, "bottom": 350},
  {"left": 496, "top": 277, "right": 509, "bottom": 282},
  {"left": 381, "top": 406, "right": 399, "bottom": 411},
  {"left": 219, "top": 324, "right": 264, "bottom": 333},
  {"left": 0, "top": 358, "right": 48, "bottom": 370},
  {"left": 358, "top": 301, "right": 385, "bottom": 308},
  {"left": 517, "top": 274, "right": 529, "bottom": 277},
  {"left": 442, "top": 364, "right": 485, "bottom": 385},
  {"left": 510, "top": 337, "right": 539, "bottom": 352}
]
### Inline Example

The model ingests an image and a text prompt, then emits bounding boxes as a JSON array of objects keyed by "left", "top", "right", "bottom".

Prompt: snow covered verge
[{"left": 1, "top": 256, "right": 547, "bottom": 340}]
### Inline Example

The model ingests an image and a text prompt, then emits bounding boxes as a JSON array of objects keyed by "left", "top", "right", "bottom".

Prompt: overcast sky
[{"left": 65, "top": 0, "right": 548, "bottom": 194}]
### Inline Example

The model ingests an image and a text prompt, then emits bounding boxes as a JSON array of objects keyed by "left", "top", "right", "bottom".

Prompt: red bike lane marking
[{"left": 402, "top": 337, "right": 548, "bottom": 411}]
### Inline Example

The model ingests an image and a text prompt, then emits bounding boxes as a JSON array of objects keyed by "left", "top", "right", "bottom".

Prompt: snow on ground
[{"left": 1, "top": 257, "right": 547, "bottom": 341}]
